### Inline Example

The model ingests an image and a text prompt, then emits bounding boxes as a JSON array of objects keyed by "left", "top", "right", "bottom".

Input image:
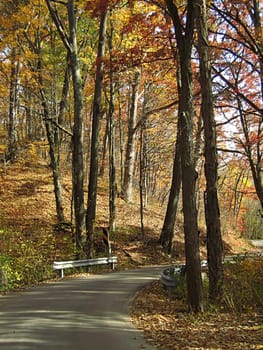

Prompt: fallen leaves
[{"left": 131, "top": 280, "right": 263, "bottom": 350}]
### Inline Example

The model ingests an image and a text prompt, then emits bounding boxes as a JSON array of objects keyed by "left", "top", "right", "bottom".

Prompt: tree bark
[
  {"left": 35, "top": 44, "right": 65, "bottom": 224},
  {"left": 159, "top": 130, "right": 181, "bottom": 254},
  {"left": 44, "top": 118, "right": 65, "bottom": 223},
  {"left": 7, "top": 49, "right": 20, "bottom": 162},
  {"left": 68, "top": 0, "right": 85, "bottom": 251},
  {"left": 122, "top": 70, "right": 141, "bottom": 202},
  {"left": 166, "top": 0, "right": 203, "bottom": 312},
  {"left": 45, "top": 0, "right": 85, "bottom": 252},
  {"left": 195, "top": 0, "right": 223, "bottom": 301},
  {"left": 108, "top": 14, "right": 116, "bottom": 233},
  {"left": 86, "top": 9, "right": 107, "bottom": 257}
]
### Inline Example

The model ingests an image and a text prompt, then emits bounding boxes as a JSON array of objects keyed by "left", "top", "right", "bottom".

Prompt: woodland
[{"left": 0, "top": 0, "right": 262, "bottom": 328}]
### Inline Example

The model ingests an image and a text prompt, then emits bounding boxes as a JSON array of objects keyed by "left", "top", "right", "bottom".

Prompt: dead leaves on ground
[{"left": 131, "top": 280, "right": 263, "bottom": 350}]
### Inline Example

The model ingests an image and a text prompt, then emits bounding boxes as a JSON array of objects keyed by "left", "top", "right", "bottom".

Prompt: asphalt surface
[{"left": 0, "top": 267, "right": 165, "bottom": 350}]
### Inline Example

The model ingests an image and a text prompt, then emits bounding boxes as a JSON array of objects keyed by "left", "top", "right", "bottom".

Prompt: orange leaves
[{"left": 85, "top": 0, "right": 121, "bottom": 17}]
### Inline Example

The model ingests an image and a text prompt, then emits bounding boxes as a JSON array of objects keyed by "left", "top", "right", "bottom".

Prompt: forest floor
[{"left": 0, "top": 153, "right": 262, "bottom": 350}]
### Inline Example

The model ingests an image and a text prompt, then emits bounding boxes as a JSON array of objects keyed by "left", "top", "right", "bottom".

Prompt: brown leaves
[{"left": 131, "top": 280, "right": 263, "bottom": 350}]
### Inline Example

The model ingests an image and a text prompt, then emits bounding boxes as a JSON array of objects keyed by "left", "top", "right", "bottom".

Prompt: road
[
  {"left": 250, "top": 240, "right": 263, "bottom": 251},
  {"left": 0, "top": 267, "right": 164, "bottom": 350}
]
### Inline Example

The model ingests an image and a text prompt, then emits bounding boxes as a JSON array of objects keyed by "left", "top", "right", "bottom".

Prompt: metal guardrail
[
  {"left": 161, "top": 253, "right": 262, "bottom": 299},
  {"left": 53, "top": 256, "right": 117, "bottom": 278}
]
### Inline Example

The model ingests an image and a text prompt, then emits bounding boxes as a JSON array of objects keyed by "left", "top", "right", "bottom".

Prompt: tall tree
[
  {"left": 20, "top": 1, "right": 67, "bottom": 223},
  {"left": 159, "top": 127, "right": 181, "bottom": 254},
  {"left": 195, "top": 0, "right": 223, "bottom": 301},
  {"left": 45, "top": 0, "right": 85, "bottom": 249},
  {"left": 86, "top": 7, "right": 108, "bottom": 257},
  {"left": 108, "top": 10, "right": 116, "bottom": 233},
  {"left": 165, "top": 0, "right": 203, "bottom": 312},
  {"left": 122, "top": 69, "right": 141, "bottom": 202},
  {"left": 211, "top": 0, "right": 263, "bottom": 212},
  {"left": 7, "top": 49, "right": 20, "bottom": 162}
]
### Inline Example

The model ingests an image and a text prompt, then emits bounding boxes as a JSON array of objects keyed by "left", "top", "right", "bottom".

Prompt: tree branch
[
  {"left": 44, "top": 117, "right": 73, "bottom": 137},
  {"left": 44, "top": 0, "right": 71, "bottom": 52}
]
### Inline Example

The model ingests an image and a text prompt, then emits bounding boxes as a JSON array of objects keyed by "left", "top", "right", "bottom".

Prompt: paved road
[
  {"left": 0, "top": 267, "right": 164, "bottom": 350},
  {"left": 251, "top": 240, "right": 263, "bottom": 251}
]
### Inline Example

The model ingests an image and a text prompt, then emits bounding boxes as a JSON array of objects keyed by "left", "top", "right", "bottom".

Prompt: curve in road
[{"left": 0, "top": 266, "right": 165, "bottom": 350}]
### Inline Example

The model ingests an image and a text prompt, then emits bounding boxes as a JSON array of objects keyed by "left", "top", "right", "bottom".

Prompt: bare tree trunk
[
  {"left": 36, "top": 45, "right": 65, "bottom": 224},
  {"left": 122, "top": 70, "right": 141, "bottom": 202},
  {"left": 99, "top": 115, "right": 108, "bottom": 177},
  {"left": 159, "top": 130, "right": 181, "bottom": 254},
  {"left": 44, "top": 118, "right": 65, "bottom": 223},
  {"left": 108, "top": 14, "right": 116, "bottom": 233},
  {"left": 86, "top": 9, "right": 107, "bottom": 257},
  {"left": 68, "top": 0, "right": 85, "bottom": 251},
  {"left": 56, "top": 55, "right": 70, "bottom": 162},
  {"left": 139, "top": 121, "right": 145, "bottom": 238},
  {"left": 195, "top": 0, "right": 223, "bottom": 302},
  {"left": 45, "top": 0, "right": 85, "bottom": 252},
  {"left": 117, "top": 91, "right": 124, "bottom": 186},
  {"left": 252, "top": 0, "right": 263, "bottom": 102},
  {"left": 166, "top": 0, "right": 203, "bottom": 312},
  {"left": 7, "top": 49, "right": 20, "bottom": 162}
]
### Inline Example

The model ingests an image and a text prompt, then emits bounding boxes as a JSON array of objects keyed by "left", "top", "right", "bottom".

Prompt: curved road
[{"left": 0, "top": 267, "right": 164, "bottom": 350}]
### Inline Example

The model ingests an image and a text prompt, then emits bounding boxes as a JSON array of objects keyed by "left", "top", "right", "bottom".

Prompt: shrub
[
  {"left": 222, "top": 258, "right": 263, "bottom": 312},
  {"left": 0, "top": 227, "right": 56, "bottom": 291}
]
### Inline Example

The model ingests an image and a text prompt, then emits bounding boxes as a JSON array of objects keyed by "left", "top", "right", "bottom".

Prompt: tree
[
  {"left": 211, "top": 0, "right": 263, "bottom": 212},
  {"left": 165, "top": 0, "right": 203, "bottom": 312},
  {"left": 7, "top": 49, "right": 20, "bottom": 162},
  {"left": 159, "top": 127, "right": 181, "bottom": 254},
  {"left": 86, "top": 7, "right": 108, "bottom": 257},
  {"left": 122, "top": 69, "right": 141, "bottom": 202},
  {"left": 195, "top": 0, "right": 223, "bottom": 301},
  {"left": 45, "top": 0, "right": 85, "bottom": 249},
  {"left": 0, "top": 1, "right": 23, "bottom": 162},
  {"left": 108, "top": 11, "right": 117, "bottom": 233},
  {"left": 17, "top": 0, "right": 67, "bottom": 223}
]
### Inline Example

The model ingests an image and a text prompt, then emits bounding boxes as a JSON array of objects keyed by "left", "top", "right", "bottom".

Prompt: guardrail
[
  {"left": 53, "top": 256, "right": 117, "bottom": 278},
  {"left": 161, "top": 253, "right": 262, "bottom": 299}
]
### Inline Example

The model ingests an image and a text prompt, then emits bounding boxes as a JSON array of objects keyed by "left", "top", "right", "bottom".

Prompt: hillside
[
  {"left": 1, "top": 154, "right": 262, "bottom": 350},
  {"left": 0, "top": 152, "right": 254, "bottom": 289}
]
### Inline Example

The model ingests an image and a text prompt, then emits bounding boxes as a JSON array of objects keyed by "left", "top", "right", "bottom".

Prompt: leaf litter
[{"left": 131, "top": 280, "right": 263, "bottom": 350}]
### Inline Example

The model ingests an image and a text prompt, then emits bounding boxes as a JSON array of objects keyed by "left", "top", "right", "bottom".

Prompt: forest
[{"left": 0, "top": 0, "right": 262, "bottom": 317}]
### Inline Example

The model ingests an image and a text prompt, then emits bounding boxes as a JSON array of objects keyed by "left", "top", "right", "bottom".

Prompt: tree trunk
[
  {"left": 108, "top": 15, "right": 116, "bottom": 233},
  {"left": 86, "top": 9, "right": 107, "bottom": 257},
  {"left": 44, "top": 119, "right": 65, "bottom": 223},
  {"left": 68, "top": 0, "right": 85, "bottom": 251},
  {"left": 159, "top": 130, "right": 181, "bottom": 254},
  {"left": 122, "top": 70, "right": 141, "bottom": 202},
  {"left": 45, "top": 0, "right": 85, "bottom": 251},
  {"left": 36, "top": 49, "right": 65, "bottom": 224},
  {"left": 195, "top": 0, "right": 223, "bottom": 301},
  {"left": 56, "top": 55, "right": 70, "bottom": 161},
  {"left": 117, "top": 92, "right": 124, "bottom": 186},
  {"left": 139, "top": 120, "right": 145, "bottom": 238},
  {"left": 99, "top": 115, "right": 108, "bottom": 177},
  {"left": 166, "top": 0, "right": 203, "bottom": 312},
  {"left": 252, "top": 0, "right": 263, "bottom": 101},
  {"left": 7, "top": 49, "right": 19, "bottom": 162}
]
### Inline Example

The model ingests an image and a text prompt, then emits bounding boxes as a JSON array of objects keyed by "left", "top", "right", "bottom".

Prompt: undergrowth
[
  {"left": 222, "top": 258, "right": 263, "bottom": 313},
  {"left": 168, "top": 257, "right": 263, "bottom": 313},
  {"left": 0, "top": 224, "right": 76, "bottom": 291}
]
